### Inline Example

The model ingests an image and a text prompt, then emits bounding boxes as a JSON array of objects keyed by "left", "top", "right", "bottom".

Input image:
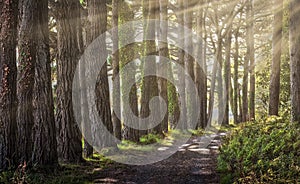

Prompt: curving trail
[{"left": 90, "top": 133, "right": 226, "bottom": 184}]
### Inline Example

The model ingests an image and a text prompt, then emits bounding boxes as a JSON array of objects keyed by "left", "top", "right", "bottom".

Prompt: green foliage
[
  {"left": 139, "top": 133, "right": 163, "bottom": 145},
  {"left": 218, "top": 116, "right": 300, "bottom": 183}
]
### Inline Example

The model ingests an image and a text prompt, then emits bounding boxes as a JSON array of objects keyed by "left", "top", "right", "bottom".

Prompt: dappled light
[{"left": 0, "top": 0, "right": 299, "bottom": 183}]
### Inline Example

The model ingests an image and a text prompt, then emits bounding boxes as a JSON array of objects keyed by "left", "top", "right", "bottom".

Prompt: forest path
[{"left": 89, "top": 132, "right": 226, "bottom": 184}]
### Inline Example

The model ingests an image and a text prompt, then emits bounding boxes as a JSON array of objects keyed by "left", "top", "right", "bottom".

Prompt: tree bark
[
  {"left": 195, "top": 0, "right": 207, "bottom": 128},
  {"left": 223, "top": 28, "right": 232, "bottom": 125},
  {"left": 31, "top": 0, "right": 58, "bottom": 166},
  {"left": 87, "top": 0, "right": 114, "bottom": 147},
  {"left": 248, "top": 0, "right": 255, "bottom": 120},
  {"left": 0, "top": 0, "right": 18, "bottom": 171},
  {"left": 158, "top": 0, "right": 169, "bottom": 133},
  {"left": 233, "top": 30, "right": 240, "bottom": 124},
  {"left": 112, "top": 0, "right": 122, "bottom": 140},
  {"left": 184, "top": 0, "right": 195, "bottom": 129},
  {"left": 140, "top": 0, "right": 161, "bottom": 136},
  {"left": 289, "top": 0, "right": 300, "bottom": 122},
  {"left": 56, "top": 0, "right": 83, "bottom": 163},
  {"left": 177, "top": 0, "right": 187, "bottom": 130},
  {"left": 119, "top": 1, "right": 140, "bottom": 142},
  {"left": 17, "top": 0, "right": 37, "bottom": 164},
  {"left": 269, "top": 0, "right": 283, "bottom": 116}
]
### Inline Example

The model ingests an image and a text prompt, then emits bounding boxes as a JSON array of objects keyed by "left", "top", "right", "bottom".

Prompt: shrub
[{"left": 218, "top": 116, "right": 300, "bottom": 183}]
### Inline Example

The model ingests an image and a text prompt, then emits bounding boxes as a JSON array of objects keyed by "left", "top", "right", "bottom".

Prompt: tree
[
  {"left": 248, "top": 0, "right": 255, "bottom": 120},
  {"left": 119, "top": 0, "right": 140, "bottom": 142},
  {"left": 140, "top": 0, "right": 161, "bottom": 135},
  {"left": 158, "top": 0, "right": 169, "bottom": 132},
  {"left": 269, "top": 0, "right": 283, "bottom": 116},
  {"left": 195, "top": 0, "right": 207, "bottom": 128},
  {"left": 112, "top": 0, "right": 122, "bottom": 140},
  {"left": 0, "top": 0, "right": 18, "bottom": 171},
  {"left": 177, "top": 0, "right": 187, "bottom": 129},
  {"left": 17, "top": 0, "right": 38, "bottom": 164},
  {"left": 184, "top": 0, "right": 196, "bottom": 128},
  {"left": 86, "top": 0, "right": 114, "bottom": 147},
  {"left": 31, "top": 0, "right": 58, "bottom": 165},
  {"left": 289, "top": 0, "right": 300, "bottom": 122},
  {"left": 224, "top": 28, "right": 232, "bottom": 125},
  {"left": 56, "top": 0, "right": 83, "bottom": 163}
]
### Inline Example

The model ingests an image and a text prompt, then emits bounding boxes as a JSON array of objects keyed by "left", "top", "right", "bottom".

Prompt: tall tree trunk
[
  {"left": 223, "top": 28, "right": 232, "bottom": 125},
  {"left": 17, "top": 0, "right": 37, "bottom": 164},
  {"left": 269, "top": 0, "right": 283, "bottom": 116},
  {"left": 248, "top": 0, "right": 255, "bottom": 120},
  {"left": 208, "top": 42, "right": 220, "bottom": 126},
  {"left": 87, "top": 0, "right": 114, "bottom": 147},
  {"left": 184, "top": 0, "right": 195, "bottom": 129},
  {"left": 289, "top": 0, "right": 300, "bottom": 122},
  {"left": 119, "top": 1, "right": 139, "bottom": 142},
  {"left": 31, "top": 0, "right": 58, "bottom": 166},
  {"left": 0, "top": 0, "right": 18, "bottom": 171},
  {"left": 112, "top": 0, "right": 122, "bottom": 140},
  {"left": 242, "top": 1, "right": 251, "bottom": 122},
  {"left": 217, "top": 54, "right": 224, "bottom": 125},
  {"left": 233, "top": 30, "right": 240, "bottom": 124},
  {"left": 56, "top": 0, "right": 83, "bottom": 163},
  {"left": 158, "top": 0, "right": 169, "bottom": 133},
  {"left": 177, "top": 0, "right": 187, "bottom": 130},
  {"left": 140, "top": 0, "right": 161, "bottom": 136},
  {"left": 195, "top": 0, "right": 207, "bottom": 128}
]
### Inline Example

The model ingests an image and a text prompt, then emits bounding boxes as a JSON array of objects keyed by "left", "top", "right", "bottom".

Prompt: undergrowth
[{"left": 218, "top": 116, "right": 300, "bottom": 183}]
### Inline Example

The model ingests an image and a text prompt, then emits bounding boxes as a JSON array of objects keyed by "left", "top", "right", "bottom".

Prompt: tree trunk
[
  {"left": 87, "top": 0, "right": 114, "bottom": 147},
  {"left": 195, "top": 0, "right": 207, "bottom": 128},
  {"left": 112, "top": 0, "right": 122, "bottom": 140},
  {"left": 31, "top": 0, "right": 58, "bottom": 166},
  {"left": 289, "top": 0, "right": 300, "bottom": 122},
  {"left": 0, "top": 0, "right": 18, "bottom": 171},
  {"left": 233, "top": 30, "right": 240, "bottom": 124},
  {"left": 223, "top": 28, "right": 232, "bottom": 125},
  {"left": 248, "top": 0, "right": 255, "bottom": 120},
  {"left": 242, "top": 1, "right": 251, "bottom": 122},
  {"left": 269, "top": 0, "right": 283, "bottom": 116},
  {"left": 140, "top": 0, "right": 161, "bottom": 136},
  {"left": 56, "top": 0, "right": 83, "bottom": 163},
  {"left": 158, "top": 0, "right": 169, "bottom": 133},
  {"left": 119, "top": 1, "right": 140, "bottom": 142},
  {"left": 177, "top": 0, "right": 187, "bottom": 130},
  {"left": 17, "top": 0, "right": 37, "bottom": 164},
  {"left": 184, "top": 0, "right": 195, "bottom": 129}
]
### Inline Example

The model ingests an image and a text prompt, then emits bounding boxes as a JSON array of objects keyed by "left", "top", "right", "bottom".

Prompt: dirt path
[{"left": 89, "top": 133, "right": 226, "bottom": 184}]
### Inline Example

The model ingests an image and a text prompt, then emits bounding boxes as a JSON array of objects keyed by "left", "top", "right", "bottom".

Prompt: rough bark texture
[
  {"left": 242, "top": 1, "right": 251, "bottom": 122},
  {"left": 158, "top": 0, "right": 169, "bottom": 133},
  {"left": 0, "top": 0, "right": 18, "bottom": 171},
  {"left": 223, "top": 29, "right": 232, "bottom": 125},
  {"left": 140, "top": 0, "right": 161, "bottom": 136},
  {"left": 289, "top": 0, "right": 300, "bottom": 122},
  {"left": 248, "top": 0, "right": 255, "bottom": 120},
  {"left": 269, "top": 0, "right": 283, "bottom": 116},
  {"left": 56, "top": 0, "right": 83, "bottom": 163},
  {"left": 112, "top": 0, "right": 122, "bottom": 140},
  {"left": 184, "top": 0, "right": 195, "bottom": 129},
  {"left": 233, "top": 30, "right": 240, "bottom": 124},
  {"left": 17, "top": 0, "right": 37, "bottom": 164},
  {"left": 195, "top": 0, "right": 207, "bottom": 128},
  {"left": 177, "top": 0, "right": 187, "bottom": 129},
  {"left": 87, "top": 0, "right": 114, "bottom": 147},
  {"left": 119, "top": 1, "right": 139, "bottom": 142},
  {"left": 31, "top": 0, "right": 58, "bottom": 166}
]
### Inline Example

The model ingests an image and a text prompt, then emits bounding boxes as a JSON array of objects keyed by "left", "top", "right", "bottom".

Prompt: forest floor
[
  {"left": 23, "top": 132, "right": 227, "bottom": 184},
  {"left": 78, "top": 132, "right": 225, "bottom": 184}
]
